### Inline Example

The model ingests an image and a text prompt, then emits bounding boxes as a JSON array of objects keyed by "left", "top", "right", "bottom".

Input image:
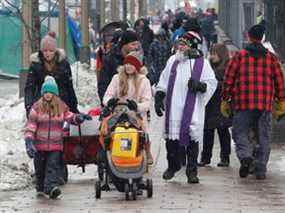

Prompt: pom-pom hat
[{"left": 123, "top": 51, "right": 143, "bottom": 72}]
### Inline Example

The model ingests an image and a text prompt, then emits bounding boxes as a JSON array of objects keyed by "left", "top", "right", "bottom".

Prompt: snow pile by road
[
  {"left": 0, "top": 62, "right": 100, "bottom": 191},
  {"left": 71, "top": 62, "right": 100, "bottom": 109}
]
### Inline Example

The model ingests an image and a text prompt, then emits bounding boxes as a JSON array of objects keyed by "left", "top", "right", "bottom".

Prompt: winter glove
[
  {"left": 99, "top": 107, "right": 111, "bottom": 121},
  {"left": 273, "top": 100, "right": 285, "bottom": 121},
  {"left": 220, "top": 101, "right": 232, "bottom": 118},
  {"left": 76, "top": 113, "right": 92, "bottom": 124},
  {"left": 154, "top": 91, "right": 166, "bottom": 117},
  {"left": 126, "top": 99, "right": 138, "bottom": 111},
  {"left": 107, "top": 98, "right": 119, "bottom": 109},
  {"left": 25, "top": 138, "right": 37, "bottom": 159},
  {"left": 188, "top": 78, "right": 207, "bottom": 93}
]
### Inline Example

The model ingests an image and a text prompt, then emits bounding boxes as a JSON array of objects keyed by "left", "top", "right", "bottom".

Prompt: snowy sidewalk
[{"left": 1, "top": 109, "right": 285, "bottom": 213}]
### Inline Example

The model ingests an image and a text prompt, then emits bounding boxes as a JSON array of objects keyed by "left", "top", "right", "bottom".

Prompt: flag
[{"left": 184, "top": 0, "right": 192, "bottom": 15}]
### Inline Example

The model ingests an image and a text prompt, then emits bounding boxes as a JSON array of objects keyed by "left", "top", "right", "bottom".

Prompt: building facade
[{"left": 218, "top": 0, "right": 256, "bottom": 48}]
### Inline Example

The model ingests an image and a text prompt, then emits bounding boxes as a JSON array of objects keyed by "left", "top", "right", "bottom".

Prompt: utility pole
[
  {"left": 139, "top": 0, "right": 147, "bottom": 17},
  {"left": 31, "top": 0, "right": 40, "bottom": 52},
  {"left": 80, "top": 0, "right": 90, "bottom": 64},
  {"left": 59, "top": 0, "right": 66, "bottom": 50},
  {"left": 20, "top": 0, "right": 32, "bottom": 97},
  {"left": 47, "top": 0, "right": 51, "bottom": 30},
  {"left": 100, "top": 0, "right": 106, "bottom": 27},
  {"left": 130, "top": 0, "right": 136, "bottom": 23},
  {"left": 139, "top": 0, "right": 143, "bottom": 17},
  {"left": 123, "top": 0, "right": 127, "bottom": 22},
  {"left": 111, "top": 0, "right": 119, "bottom": 21},
  {"left": 144, "top": 0, "right": 147, "bottom": 16}
]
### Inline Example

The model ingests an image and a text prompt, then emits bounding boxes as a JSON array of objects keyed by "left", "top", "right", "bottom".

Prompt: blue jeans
[{"left": 232, "top": 110, "right": 271, "bottom": 174}]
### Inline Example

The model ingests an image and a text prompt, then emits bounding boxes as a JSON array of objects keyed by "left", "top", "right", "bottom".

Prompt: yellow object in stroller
[{"left": 96, "top": 103, "right": 153, "bottom": 200}]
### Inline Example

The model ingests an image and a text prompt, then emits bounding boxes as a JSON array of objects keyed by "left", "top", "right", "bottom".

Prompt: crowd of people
[{"left": 22, "top": 7, "right": 285, "bottom": 200}]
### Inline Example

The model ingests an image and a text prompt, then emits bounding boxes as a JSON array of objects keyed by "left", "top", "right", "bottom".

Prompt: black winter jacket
[
  {"left": 204, "top": 62, "right": 232, "bottom": 129},
  {"left": 24, "top": 49, "right": 79, "bottom": 116},
  {"left": 97, "top": 47, "right": 124, "bottom": 103}
]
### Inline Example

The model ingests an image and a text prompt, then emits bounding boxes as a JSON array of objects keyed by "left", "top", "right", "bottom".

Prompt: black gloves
[
  {"left": 107, "top": 98, "right": 119, "bottom": 109},
  {"left": 76, "top": 113, "right": 92, "bottom": 124},
  {"left": 154, "top": 91, "right": 166, "bottom": 117},
  {"left": 127, "top": 99, "right": 138, "bottom": 111},
  {"left": 99, "top": 107, "right": 111, "bottom": 121},
  {"left": 188, "top": 78, "right": 207, "bottom": 93}
]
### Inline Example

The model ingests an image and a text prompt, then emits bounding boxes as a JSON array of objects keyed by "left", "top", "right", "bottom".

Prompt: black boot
[
  {"left": 217, "top": 156, "right": 230, "bottom": 167},
  {"left": 162, "top": 168, "right": 176, "bottom": 180},
  {"left": 186, "top": 168, "right": 199, "bottom": 184},
  {"left": 49, "top": 186, "right": 61, "bottom": 199},
  {"left": 186, "top": 141, "right": 199, "bottom": 184},
  {"left": 163, "top": 140, "right": 181, "bottom": 180},
  {"left": 179, "top": 146, "right": 187, "bottom": 167},
  {"left": 198, "top": 159, "right": 211, "bottom": 167},
  {"left": 239, "top": 157, "right": 253, "bottom": 178}
]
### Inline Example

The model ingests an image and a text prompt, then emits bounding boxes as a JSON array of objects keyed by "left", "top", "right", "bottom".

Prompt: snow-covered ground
[{"left": 0, "top": 62, "right": 100, "bottom": 191}]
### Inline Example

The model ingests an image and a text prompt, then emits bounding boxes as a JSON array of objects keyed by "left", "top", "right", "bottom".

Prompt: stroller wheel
[
  {"left": 124, "top": 183, "right": 130, "bottom": 200},
  {"left": 63, "top": 164, "right": 68, "bottom": 183},
  {"left": 131, "top": 183, "right": 137, "bottom": 201},
  {"left": 146, "top": 179, "right": 153, "bottom": 198},
  {"left": 95, "top": 181, "right": 101, "bottom": 199},
  {"left": 97, "top": 164, "right": 104, "bottom": 181}
]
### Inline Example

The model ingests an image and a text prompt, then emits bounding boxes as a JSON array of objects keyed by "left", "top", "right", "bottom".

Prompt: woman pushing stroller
[{"left": 102, "top": 51, "right": 153, "bottom": 164}]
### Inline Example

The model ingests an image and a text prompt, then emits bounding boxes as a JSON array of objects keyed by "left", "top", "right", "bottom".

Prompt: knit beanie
[
  {"left": 183, "top": 17, "right": 201, "bottom": 33},
  {"left": 248, "top": 24, "right": 265, "bottom": 42},
  {"left": 40, "top": 31, "right": 57, "bottom": 51},
  {"left": 179, "top": 31, "right": 202, "bottom": 48},
  {"left": 118, "top": 30, "right": 139, "bottom": 49},
  {"left": 41, "top": 76, "right": 59, "bottom": 96},
  {"left": 123, "top": 51, "right": 143, "bottom": 72}
]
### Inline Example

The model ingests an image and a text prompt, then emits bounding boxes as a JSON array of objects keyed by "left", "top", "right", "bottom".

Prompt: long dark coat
[{"left": 204, "top": 62, "right": 232, "bottom": 129}]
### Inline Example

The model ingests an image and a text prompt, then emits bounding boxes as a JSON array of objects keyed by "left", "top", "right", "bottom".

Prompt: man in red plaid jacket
[{"left": 221, "top": 24, "right": 285, "bottom": 180}]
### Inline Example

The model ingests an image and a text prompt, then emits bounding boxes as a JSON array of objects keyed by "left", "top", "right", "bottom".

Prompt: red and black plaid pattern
[{"left": 222, "top": 49, "right": 285, "bottom": 111}]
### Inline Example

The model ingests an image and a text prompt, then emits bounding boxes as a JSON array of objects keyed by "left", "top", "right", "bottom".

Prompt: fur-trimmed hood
[{"left": 30, "top": 48, "right": 67, "bottom": 63}]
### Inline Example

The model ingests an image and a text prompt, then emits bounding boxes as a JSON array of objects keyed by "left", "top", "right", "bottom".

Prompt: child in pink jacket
[{"left": 24, "top": 76, "right": 90, "bottom": 199}]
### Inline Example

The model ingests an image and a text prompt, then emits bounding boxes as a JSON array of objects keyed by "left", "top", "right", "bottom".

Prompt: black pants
[
  {"left": 201, "top": 127, "right": 231, "bottom": 162},
  {"left": 166, "top": 139, "right": 199, "bottom": 175},
  {"left": 34, "top": 151, "right": 61, "bottom": 194}
]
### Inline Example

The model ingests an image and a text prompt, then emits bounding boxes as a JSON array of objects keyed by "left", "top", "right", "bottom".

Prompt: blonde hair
[
  {"left": 117, "top": 65, "right": 148, "bottom": 98},
  {"left": 37, "top": 96, "right": 65, "bottom": 117}
]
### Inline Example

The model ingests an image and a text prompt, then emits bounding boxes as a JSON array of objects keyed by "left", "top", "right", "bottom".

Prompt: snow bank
[
  {"left": 71, "top": 62, "right": 101, "bottom": 109},
  {"left": 0, "top": 62, "right": 100, "bottom": 191}
]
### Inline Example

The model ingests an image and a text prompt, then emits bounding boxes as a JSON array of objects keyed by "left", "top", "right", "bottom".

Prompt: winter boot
[
  {"left": 162, "top": 168, "right": 176, "bottom": 180},
  {"left": 198, "top": 159, "right": 211, "bottom": 167},
  {"left": 217, "top": 156, "right": 230, "bottom": 167},
  {"left": 186, "top": 167, "right": 199, "bottom": 184},
  {"left": 186, "top": 141, "right": 199, "bottom": 184},
  {"left": 49, "top": 187, "right": 62, "bottom": 199},
  {"left": 179, "top": 146, "right": 187, "bottom": 166},
  {"left": 239, "top": 157, "right": 253, "bottom": 178},
  {"left": 163, "top": 139, "right": 181, "bottom": 180}
]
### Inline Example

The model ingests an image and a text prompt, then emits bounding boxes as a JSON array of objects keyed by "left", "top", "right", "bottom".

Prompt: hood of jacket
[
  {"left": 30, "top": 48, "right": 67, "bottom": 63},
  {"left": 245, "top": 42, "right": 268, "bottom": 58}
]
